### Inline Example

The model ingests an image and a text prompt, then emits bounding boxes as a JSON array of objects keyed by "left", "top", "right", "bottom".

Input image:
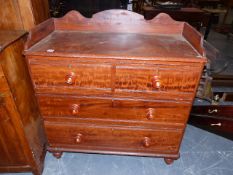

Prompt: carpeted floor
[{"left": 4, "top": 125, "right": 233, "bottom": 175}]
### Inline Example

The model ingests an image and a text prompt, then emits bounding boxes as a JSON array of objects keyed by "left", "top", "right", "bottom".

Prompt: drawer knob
[
  {"left": 146, "top": 108, "right": 155, "bottom": 120},
  {"left": 71, "top": 104, "right": 80, "bottom": 115},
  {"left": 152, "top": 75, "right": 160, "bottom": 89},
  {"left": 75, "top": 133, "right": 82, "bottom": 143},
  {"left": 142, "top": 137, "right": 151, "bottom": 147},
  {"left": 65, "top": 72, "right": 76, "bottom": 85}
]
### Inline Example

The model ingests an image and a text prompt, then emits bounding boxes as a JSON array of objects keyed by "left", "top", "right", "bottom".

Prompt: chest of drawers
[{"left": 24, "top": 10, "right": 207, "bottom": 164}]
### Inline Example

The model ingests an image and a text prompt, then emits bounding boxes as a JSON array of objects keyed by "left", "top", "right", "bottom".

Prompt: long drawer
[
  {"left": 28, "top": 58, "right": 200, "bottom": 101},
  {"left": 45, "top": 121, "right": 182, "bottom": 154},
  {"left": 38, "top": 95, "right": 191, "bottom": 124}
]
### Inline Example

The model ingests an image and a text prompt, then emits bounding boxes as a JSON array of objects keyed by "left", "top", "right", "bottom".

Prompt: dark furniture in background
[
  {"left": 143, "top": 6, "right": 211, "bottom": 38},
  {"left": 196, "top": 0, "right": 223, "bottom": 8},
  {"left": 190, "top": 105, "right": 233, "bottom": 140},
  {"left": 65, "top": 0, "right": 121, "bottom": 17},
  {"left": 189, "top": 41, "right": 233, "bottom": 140},
  {"left": 0, "top": 31, "right": 46, "bottom": 175},
  {"left": 24, "top": 10, "right": 206, "bottom": 165},
  {"left": 50, "top": 0, "right": 129, "bottom": 17}
]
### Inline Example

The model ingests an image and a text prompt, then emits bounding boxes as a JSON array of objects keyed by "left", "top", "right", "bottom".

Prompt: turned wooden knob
[
  {"left": 146, "top": 108, "right": 155, "bottom": 120},
  {"left": 151, "top": 75, "right": 160, "bottom": 89},
  {"left": 71, "top": 104, "right": 80, "bottom": 115},
  {"left": 142, "top": 137, "right": 151, "bottom": 147},
  {"left": 65, "top": 72, "right": 76, "bottom": 85},
  {"left": 75, "top": 133, "right": 82, "bottom": 143}
]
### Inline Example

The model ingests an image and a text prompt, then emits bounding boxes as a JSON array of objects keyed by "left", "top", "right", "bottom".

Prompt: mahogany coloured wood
[
  {"left": 24, "top": 10, "right": 207, "bottom": 164},
  {"left": 164, "top": 158, "right": 175, "bottom": 165},
  {"left": 38, "top": 95, "right": 190, "bottom": 124},
  {"left": 0, "top": 0, "right": 49, "bottom": 30},
  {"left": 27, "top": 56, "right": 201, "bottom": 101},
  {"left": 45, "top": 121, "right": 183, "bottom": 155},
  {"left": 0, "top": 31, "right": 46, "bottom": 175},
  {"left": 0, "top": 67, "right": 28, "bottom": 167},
  {"left": 26, "top": 31, "right": 201, "bottom": 58}
]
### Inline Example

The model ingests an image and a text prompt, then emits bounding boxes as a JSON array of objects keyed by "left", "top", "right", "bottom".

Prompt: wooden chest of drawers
[{"left": 24, "top": 10, "right": 207, "bottom": 164}]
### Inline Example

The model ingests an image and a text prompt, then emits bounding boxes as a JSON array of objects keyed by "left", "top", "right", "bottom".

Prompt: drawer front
[
  {"left": 189, "top": 115, "right": 233, "bottom": 136},
  {"left": 29, "top": 61, "right": 112, "bottom": 95},
  {"left": 115, "top": 64, "right": 200, "bottom": 93},
  {"left": 191, "top": 106, "right": 233, "bottom": 119},
  {"left": 28, "top": 58, "right": 201, "bottom": 101},
  {"left": 45, "top": 122, "right": 182, "bottom": 153},
  {"left": 38, "top": 95, "right": 190, "bottom": 124}
]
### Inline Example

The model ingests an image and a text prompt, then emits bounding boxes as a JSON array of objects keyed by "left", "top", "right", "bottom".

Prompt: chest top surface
[
  {"left": 26, "top": 31, "right": 201, "bottom": 59},
  {"left": 24, "top": 10, "right": 207, "bottom": 63}
]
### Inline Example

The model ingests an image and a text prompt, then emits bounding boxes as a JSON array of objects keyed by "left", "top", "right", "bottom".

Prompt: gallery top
[{"left": 24, "top": 10, "right": 207, "bottom": 63}]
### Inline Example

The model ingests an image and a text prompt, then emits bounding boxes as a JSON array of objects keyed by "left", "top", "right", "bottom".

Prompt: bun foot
[
  {"left": 164, "top": 158, "right": 174, "bottom": 165},
  {"left": 51, "top": 151, "right": 63, "bottom": 159}
]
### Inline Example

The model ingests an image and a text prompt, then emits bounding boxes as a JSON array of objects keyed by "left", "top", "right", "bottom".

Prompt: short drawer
[
  {"left": 38, "top": 95, "right": 190, "bottom": 124},
  {"left": 29, "top": 61, "right": 112, "bottom": 96},
  {"left": 115, "top": 64, "right": 201, "bottom": 93},
  {"left": 45, "top": 122, "right": 182, "bottom": 153}
]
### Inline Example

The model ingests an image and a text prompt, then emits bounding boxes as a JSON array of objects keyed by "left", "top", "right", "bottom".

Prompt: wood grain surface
[
  {"left": 0, "top": 31, "right": 46, "bottom": 175},
  {"left": 45, "top": 121, "right": 182, "bottom": 154},
  {"left": 38, "top": 94, "right": 190, "bottom": 124},
  {"left": 24, "top": 10, "right": 207, "bottom": 164},
  {"left": 0, "top": 0, "right": 49, "bottom": 30}
]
